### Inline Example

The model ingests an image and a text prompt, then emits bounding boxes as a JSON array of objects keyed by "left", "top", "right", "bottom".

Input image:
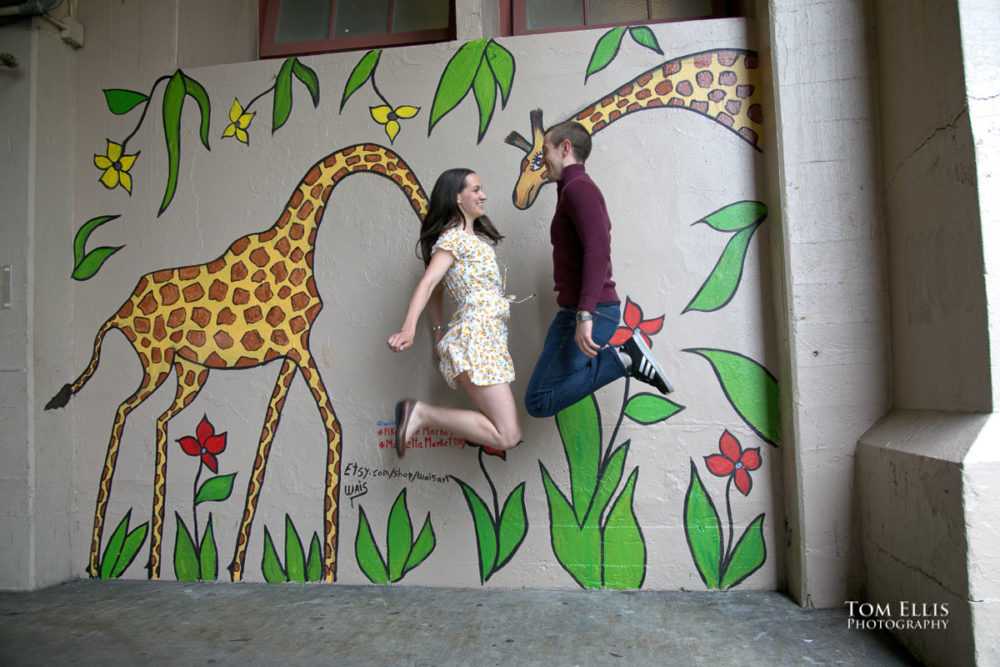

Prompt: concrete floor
[{"left": 0, "top": 580, "right": 919, "bottom": 666}]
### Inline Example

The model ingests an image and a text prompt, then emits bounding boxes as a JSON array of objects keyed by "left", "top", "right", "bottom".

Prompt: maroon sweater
[{"left": 550, "top": 164, "right": 618, "bottom": 312}]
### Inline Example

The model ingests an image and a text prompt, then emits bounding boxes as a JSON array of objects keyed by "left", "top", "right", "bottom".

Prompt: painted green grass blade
[
  {"left": 262, "top": 526, "right": 287, "bottom": 583},
  {"left": 402, "top": 515, "right": 436, "bottom": 578},
  {"left": 387, "top": 490, "right": 414, "bottom": 581},
  {"left": 199, "top": 514, "right": 218, "bottom": 580},
  {"left": 284, "top": 515, "right": 306, "bottom": 583},
  {"left": 555, "top": 395, "right": 601, "bottom": 525},
  {"left": 541, "top": 463, "right": 601, "bottom": 589},
  {"left": 306, "top": 534, "right": 322, "bottom": 582},
  {"left": 686, "top": 348, "right": 780, "bottom": 445},
  {"left": 628, "top": 26, "right": 663, "bottom": 54},
  {"left": 624, "top": 393, "right": 685, "bottom": 425},
  {"left": 455, "top": 477, "right": 497, "bottom": 582},
  {"left": 158, "top": 71, "right": 185, "bottom": 216},
  {"left": 496, "top": 483, "right": 527, "bottom": 569},
  {"left": 194, "top": 473, "right": 236, "bottom": 504},
  {"left": 173, "top": 513, "right": 199, "bottom": 582},
  {"left": 355, "top": 507, "right": 388, "bottom": 584},
  {"left": 586, "top": 27, "right": 625, "bottom": 80},
  {"left": 110, "top": 523, "right": 148, "bottom": 579},
  {"left": 73, "top": 214, "right": 120, "bottom": 267},
  {"left": 602, "top": 468, "right": 646, "bottom": 590},
  {"left": 585, "top": 442, "right": 628, "bottom": 527},
  {"left": 99, "top": 511, "right": 131, "bottom": 579},
  {"left": 73, "top": 245, "right": 125, "bottom": 281},
  {"left": 292, "top": 58, "right": 320, "bottom": 107},
  {"left": 721, "top": 514, "right": 767, "bottom": 589},
  {"left": 683, "top": 461, "right": 722, "bottom": 589},
  {"left": 698, "top": 200, "right": 767, "bottom": 232},
  {"left": 485, "top": 40, "right": 514, "bottom": 104},
  {"left": 429, "top": 39, "right": 487, "bottom": 133},
  {"left": 104, "top": 89, "right": 148, "bottom": 115},
  {"left": 272, "top": 58, "right": 295, "bottom": 132},
  {"left": 471, "top": 60, "right": 497, "bottom": 143},
  {"left": 341, "top": 49, "right": 380, "bottom": 111},
  {"left": 684, "top": 223, "right": 760, "bottom": 313},
  {"left": 181, "top": 72, "right": 211, "bottom": 150}
]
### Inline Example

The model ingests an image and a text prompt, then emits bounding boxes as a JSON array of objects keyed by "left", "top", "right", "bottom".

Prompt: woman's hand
[{"left": 388, "top": 329, "right": 414, "bottom": 352}]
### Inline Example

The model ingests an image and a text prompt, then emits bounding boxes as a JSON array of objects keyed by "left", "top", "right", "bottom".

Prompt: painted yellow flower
[
  {"left": 222, "top": 98, "right": 255, "bottom": 144},
  {"left": 93, "top": 140, "right": 138, "bottom": 193},
  {"left": 370, "top": 104, "right": 419, "bottom": 143}
]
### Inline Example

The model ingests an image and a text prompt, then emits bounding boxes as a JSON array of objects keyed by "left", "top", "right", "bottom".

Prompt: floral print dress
[{"left": 433, "top": 227, "right": 514, "bottom": 388}]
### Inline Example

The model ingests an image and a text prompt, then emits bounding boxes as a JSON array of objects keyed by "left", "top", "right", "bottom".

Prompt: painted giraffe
[
  {"left": 46, "top": 143, "right": 428, "bottom": 582},
  {"left": 505, "top": 48, "right": 762, "bottom": 209}
]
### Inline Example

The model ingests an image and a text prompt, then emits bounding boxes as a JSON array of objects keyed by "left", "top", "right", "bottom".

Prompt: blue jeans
[{"left": 524, "top": 303, "right": 626, "bottom": 418}]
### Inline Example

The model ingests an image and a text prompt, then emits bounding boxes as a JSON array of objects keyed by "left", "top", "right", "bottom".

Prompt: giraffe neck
[{"left": 573, "top": 49, "right": 762, "bottom": 149}]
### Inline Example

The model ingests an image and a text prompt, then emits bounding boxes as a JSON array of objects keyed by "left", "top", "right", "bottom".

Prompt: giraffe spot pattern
[
  {"left": 183, "top": 284, "right": 204, "bottom": 302},
  {"left": 160, "top": 284, "right": 179, "bottom": 306}
]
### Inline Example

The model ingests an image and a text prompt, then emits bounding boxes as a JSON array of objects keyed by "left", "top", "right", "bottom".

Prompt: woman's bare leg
[{"left": 401, "top": 375, "right": 521, "bottom": 450}]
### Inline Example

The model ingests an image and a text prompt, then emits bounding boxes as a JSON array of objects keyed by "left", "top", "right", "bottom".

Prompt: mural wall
[{"left": 54, "top": 15, "right": 778, "bottom": 590}]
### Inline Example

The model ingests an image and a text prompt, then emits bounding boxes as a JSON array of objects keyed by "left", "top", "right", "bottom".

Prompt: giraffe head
[{"left": 504, "top": 109, "right": 549, "bottom": 210}]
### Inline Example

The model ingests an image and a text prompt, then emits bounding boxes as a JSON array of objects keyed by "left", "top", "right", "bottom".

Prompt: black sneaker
[{"left": 620, "top": 331, "right": 674, "bottom": 394}]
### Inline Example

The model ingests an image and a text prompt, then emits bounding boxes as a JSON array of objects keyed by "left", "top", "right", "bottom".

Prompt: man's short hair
[{"left": 545, "top": 120, "right": 592, "bottom": 163}]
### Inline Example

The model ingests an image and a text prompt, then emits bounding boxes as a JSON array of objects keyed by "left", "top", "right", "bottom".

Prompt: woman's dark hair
[{"left": 417, "top": 168, "right": 504, "bottom": 265}]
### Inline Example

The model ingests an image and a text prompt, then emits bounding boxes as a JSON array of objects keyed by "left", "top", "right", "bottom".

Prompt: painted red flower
[
  {"left": 705, "top": 430, "right": 761, "bottom": 496},
  {"left": 468, "top": 441, "right": 507, "bottom": 459},
  {"left": 178, "top": 415, "right": 228, "bottom": 473},
  {"left": 608, "top": 296, "right": 664, "bottom": 347}
]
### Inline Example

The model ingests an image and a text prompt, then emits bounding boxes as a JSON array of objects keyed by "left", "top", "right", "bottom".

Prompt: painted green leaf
[
  {"left": 387, "top": 490, "right": 413, "bottom": 581},
  {"left": 585, "top": 27, "right": 626, "bottom": 80},
  {"left": 485, "top": 40, "right": 514, "bottom": 104},
  {"left": 472, "top": 60, "right": 497, "bottom": 142},
  {"left": 104, "top": 89, "right": 148, "bottom": 115},
  {"left": 158, "top": 71, "right": 185, "bottom": 216},
  {"left": 99, "top": 511, "right": 131, "bottom": 579},
  {"left": 541, "top": 463, "right": 601, "bottom": 589},
  {"left": 686, "top": 348, "right": 780, "bottom": 445},
  {"left": 173, "top": 513, "right": 199, "bottom": 582},
  {"left": 72, "top": 214, "right": 123, "bottom": 281},
  {"left": 111, "top": 522, "right": 148, "bottom": 579},
  {"left": 306, "top": 534, "right": 322, "bottom": 582},
  {"left": 721, "top": 514, "right": 766, "bottom": 589},
  {"left": 456, "top": 478, "right": 497, "bottom": 582},
  {"left": 273, "top": 58, "right": 295, "bottom": 132},
  {"left": 683, "top": 461, "right": 722, "bottom": 589},
  {"left": 585, "top": 442, "right": 628, "bottom": 527},
  {"left": 496, "top": 483, "right": 527, "bottom": 570},
  {"left": 624, "top": 393, "right": 685, "bottom": 425},
  {"left": 628, "top": 26, "right": 663, "bottom": 54},
  {"left": 262, "top": 526, "right": 287, "bottom": 583},
  {"left": 194, "top": 472, "right": 236, "bottom": 504},
  {"left": 555, "top": 395, "right": 601, "bottom": 525},
  {"left": 429, "top": 39, "right": 487, "bottom": 133},
  {"left": 284, "top": 515, "right": 306, "bottom": 583},
  {"left": 684, "top": 224, "right": 760, "bottom": 313},
  {"left": 354, "top": 507, "right": 388, "bottom": 584},
  {"left": 292, "top": 58, "right": 320, "bottom": 107},
  {"left": 341, "top": 49, "right": 380, "bottom": 111},
  {"left": 181, "top": 72, "right": 211, "bottom": 150},
  {"left": 199, "top": 515, "right": 217, "bottom": 580},
  {"left": 402, "top": 516, "right": 435, "bottom": 579},
  {"left": 602, "top": 468, "right": 646, "bottom": 590},
  {"left": 698, "top": 200, "right": 767, "bottom": 232}
]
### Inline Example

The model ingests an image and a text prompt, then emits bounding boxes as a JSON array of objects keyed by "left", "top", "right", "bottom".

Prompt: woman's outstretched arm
[{"left": 388, "top": 249, "right": 454, "bottom": 352}]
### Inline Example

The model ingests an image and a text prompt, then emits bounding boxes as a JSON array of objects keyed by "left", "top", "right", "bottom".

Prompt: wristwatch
[{"left": 575, "top": 311, "right": 593, "bottom": 322}]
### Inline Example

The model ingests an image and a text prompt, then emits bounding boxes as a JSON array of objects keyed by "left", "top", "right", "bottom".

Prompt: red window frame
[
  {"left": 510, "top": 0, "right": 739, "bottom": 36},
  {"left": 259, "top": 0, "right": 456, "bottom": 59}
]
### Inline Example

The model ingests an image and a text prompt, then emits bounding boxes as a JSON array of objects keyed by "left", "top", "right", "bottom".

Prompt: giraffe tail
[{"left": 45, "top": 319, "right": 116, "bottom": 410}]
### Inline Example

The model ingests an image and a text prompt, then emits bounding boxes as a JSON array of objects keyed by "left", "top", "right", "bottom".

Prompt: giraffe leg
[
  {"left": 229, "top": 358, "right": 297, "bottom": 582},
  {"left": 89, "top": 366, "right": 172, "bottom": 577},
  {"left": 297, "top": 351, "right": 343, "bottom": 583},
  {"left": 147, "top": 358, "right": 209, "bottom": 580}
]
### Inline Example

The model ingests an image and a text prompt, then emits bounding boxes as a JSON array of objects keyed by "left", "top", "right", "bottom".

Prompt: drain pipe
[{"left": 0, "top": 0, "right": 61, "bottom": 17}]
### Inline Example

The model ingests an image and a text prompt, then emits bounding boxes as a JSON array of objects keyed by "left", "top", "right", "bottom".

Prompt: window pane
[
  {"left": 333, "top": 0, "right": 389, "bottom": 38},
  {"left": 274, "top": 0, "right": 331, "bottom": 44},
  {"left": 525, "top": 0, "right": 583, "bottom": 30},
  {"left": 394, "top": 0, "right": 449, "bottom": 32},
  {"left": 588, "top": 0, "right": 648, "bottom": 25},
  {"left": 650, "top": 0, "right": 715, "bottom": 20}
]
